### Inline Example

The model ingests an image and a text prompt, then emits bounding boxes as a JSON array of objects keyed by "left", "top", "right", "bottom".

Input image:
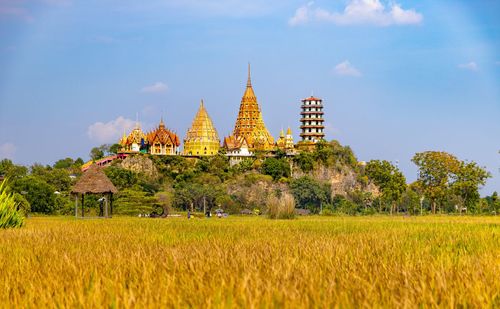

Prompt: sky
[{"left": 0, "top": 0, "right": 499, "bottom": 194}]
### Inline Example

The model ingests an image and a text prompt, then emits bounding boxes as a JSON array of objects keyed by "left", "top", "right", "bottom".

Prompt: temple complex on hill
[
  {"left": 183, "top": 100, "right": 220, "bottom": 156},
  {"left": 106, "top": 65, "right": 328, "bottom": 167}
]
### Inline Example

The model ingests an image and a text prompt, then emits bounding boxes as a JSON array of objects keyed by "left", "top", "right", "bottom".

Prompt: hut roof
[{"left": 71, "top": 164, "right": 118, "bottom": 194}]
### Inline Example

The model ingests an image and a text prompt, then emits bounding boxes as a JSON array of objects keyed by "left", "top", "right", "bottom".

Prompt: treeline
[{"left": 0, "top": 141, "right": 497, "bottom": 216}]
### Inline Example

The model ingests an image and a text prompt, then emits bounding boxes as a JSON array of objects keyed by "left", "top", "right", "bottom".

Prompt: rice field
[{"left": 1, "top": 216, "right": 499, "bottom": 308}]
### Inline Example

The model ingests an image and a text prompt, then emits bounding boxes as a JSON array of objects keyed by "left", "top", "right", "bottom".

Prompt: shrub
[
  {"left": 0, "top": 180, "right": 24, "bottom": 228},
  {"left": 261, "top": 158, "right": 290, "bottom": 181},
  {"left": 267, "top": 192, "right": 296, "bottom": 220}
]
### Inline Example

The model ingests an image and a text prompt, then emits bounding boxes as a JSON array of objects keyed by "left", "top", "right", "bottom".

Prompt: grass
[{"left": 0, "top": 216, "right": 499, "bottom": 308}]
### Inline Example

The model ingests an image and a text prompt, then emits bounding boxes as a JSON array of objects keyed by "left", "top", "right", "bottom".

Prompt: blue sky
[{"left": 0, "top": 0, "right": 499, "bottom": 193}]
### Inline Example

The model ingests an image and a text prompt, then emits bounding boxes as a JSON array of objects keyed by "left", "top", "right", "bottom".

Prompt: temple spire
[{"left": 247, "top": 62, "right": 252, "bottom": 88}]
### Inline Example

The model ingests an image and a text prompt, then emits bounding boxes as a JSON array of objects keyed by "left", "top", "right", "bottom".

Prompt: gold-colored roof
[
  {"left": 183, "top": 100, "right": 220, "bottom": 155},
  {"left": 146, "top": 119, "right": 180, "bottom": 147},
  {"left": 124, "top": 124, "right": 146, "bottom": 146},
  {"left": 231, "top": 64, "right": 274, "bottom": 150}
]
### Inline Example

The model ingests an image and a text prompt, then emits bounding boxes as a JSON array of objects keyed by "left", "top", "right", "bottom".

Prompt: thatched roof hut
[
  {"left": 71, "top": 164, "right": 117, "bottom": 194},
  {"left": 71, "top": 164, "right": 117, "bottom": 218}
]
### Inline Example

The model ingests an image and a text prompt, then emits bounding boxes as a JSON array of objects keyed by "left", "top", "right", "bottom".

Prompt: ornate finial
[
  {"left": 200, "top": 99, "right": 204, "bottom": 107},
  {"left": 135, "top": 112, "right": 140, "bottom": 129},
  {"left": 287, "top": 127, "right": 292, "bottom": 135},
  {"left": 247, "top": 62, "right": 252, "bottom": 88},
  {"left": 159, "top": 116, "right": 165, "bottom": 127},
  {"left": 280, "top": 128, "right": 285, "bottom": 137}
]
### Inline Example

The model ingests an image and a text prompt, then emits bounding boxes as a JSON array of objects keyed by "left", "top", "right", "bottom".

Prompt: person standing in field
[{"left": 187, "top": 210, "right": 191, "bottom": 219}]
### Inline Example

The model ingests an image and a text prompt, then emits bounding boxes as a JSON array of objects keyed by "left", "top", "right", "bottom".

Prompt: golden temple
[
  {"left": 119, "top": 119, "right": 180, "bottom": 155},
  {"left": 120, "top": 123, "right": 147, "bottom": 153},
  {"left": 224, "top": 64, "right": 275, "bottom": 151},
  {"left": 276, "top": 127, "right": 295, "bottom": 151},
  {"left": 113, "top": 64, "right": 325, "bottom": 162},
  {"left": 183, "top": 100, "right": 220, "bottom": 156}
]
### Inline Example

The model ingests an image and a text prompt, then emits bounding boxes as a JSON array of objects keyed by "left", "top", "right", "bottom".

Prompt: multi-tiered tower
[
  {"left": 224, "top": 64, "right": 274, "bottom": 151},
  {"left": 183, "top": 100, "right": 220, "bottom": 156},
  {"left": 300, "top": 96, "right": 325, "bottom": 143}
]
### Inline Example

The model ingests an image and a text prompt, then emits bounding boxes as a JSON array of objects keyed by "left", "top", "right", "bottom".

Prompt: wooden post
[
  {"left": 74, "top": 194, "right": 78, "bottom": 218},
  {"left": 81, "top": 194, "right": 85, "bottom": 218},
  {"left": 105, "top": 196, "right": 108, "bottom": 218},
  {"left": 110, "top": 194, "right": 113, "bottom": 217}
]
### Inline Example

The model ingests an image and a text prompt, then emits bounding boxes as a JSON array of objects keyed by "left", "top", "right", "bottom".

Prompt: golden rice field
[{"left": 1, "top": 216, "right": 500, "bottom": 308}]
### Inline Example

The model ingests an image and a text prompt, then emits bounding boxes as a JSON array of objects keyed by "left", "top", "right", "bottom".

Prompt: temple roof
[
  {"left": 125, "top": 126, "right": 146, "bottom": 145},
  {"left": 146, "top": 120, "right": 180, "bottom": 146},
  {"left": 184, "top": 100, "right": 220, "bottom": 143},
  {"left": 231, "top": 64, "right": 274, "bottom": 150},
  {"left": 302, "top": 96, "right": 322, "bottom": 101}
]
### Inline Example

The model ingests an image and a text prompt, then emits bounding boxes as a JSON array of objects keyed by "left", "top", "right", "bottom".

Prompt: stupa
[
  {"left": 224, "top": 64, "right": 274, "bottom": 151},
  {"left": 183, "top": 100, "right": 220, "bottom": 156}
]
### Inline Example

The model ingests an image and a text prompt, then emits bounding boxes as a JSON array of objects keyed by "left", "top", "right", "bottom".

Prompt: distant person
[{"left": 187, "top": 210, "right": 191, "bottom": 219}]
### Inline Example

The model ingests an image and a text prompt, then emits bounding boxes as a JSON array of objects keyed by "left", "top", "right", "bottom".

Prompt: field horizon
[{"left": 1, "top": 216, "right": 499, "bottom": 308}]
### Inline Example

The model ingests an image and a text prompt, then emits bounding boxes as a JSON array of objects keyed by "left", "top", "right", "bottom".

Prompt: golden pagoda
[
  {"left": 276, "top": 129, "right": 286, "bottom": 149},
  {"left": 226, "top": 64, "right": 274, "bottom": 151},
  {"left": 183, "top": 100, "right": 220, "bottom": 156},
  {"left": 146, "top": 118, "right": 180, "bottom": 155},
  {"left": 276, "top": 127, "right": 295, "bottom": 151}
]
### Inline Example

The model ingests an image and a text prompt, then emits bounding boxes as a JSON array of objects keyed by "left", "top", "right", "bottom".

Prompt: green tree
[
  {"left": 53, "top": 158, "right": 75, "bottom": 169},
  {"left": 104, "top": 166, "right": 138, "bottom": 190},
  {"left": 293, "top": 152, "right": 315, "bottom": 172},
  {"left": 109, "top": 143, "right": 122, "bottom": 155},
  {"left": 452, "top": 161, "right": 491, "bottom": 213},
  {"left": 365, "top": 160, "right": 407, "bottom": 214},
  {"left": 290, "top": 177, "right": 329, "bottom": 213},
  {"left": 261, "top": 157, "right": 290, "bottom": 181},
  {"left": 11, "top": 176, "right": 56, "bottom": 214},
  {"left": 0, "top": 159, "right": 28, "bottom": 179},
  {"left": 488, "top": 192, "right": 500, "bottom": 214},
  {"left": 113, "top": 185, "right": 157, "bottom": 215},
  {"left": 90, "top": 147, "right": 104, "bottom": 161},
  {"left": 412, "top": 151, "right": 460, "bottom": 214}
]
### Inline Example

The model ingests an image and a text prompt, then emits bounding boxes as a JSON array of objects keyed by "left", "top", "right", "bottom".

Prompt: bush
[
  {"left": 0, "top": 180, "right": 24, "bottom": 228},
  {"left": 261, "top": 157, "right": 290, "bottom": 181},
  {"left": 267, "top": 192, "right": 296, "bottom": 220}
]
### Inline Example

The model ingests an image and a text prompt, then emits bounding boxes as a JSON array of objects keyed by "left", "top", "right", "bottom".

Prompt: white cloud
[
  {"left": 458, "top": 62, "right": 478, "bottom": 71},
  {"left": 0, "top": 143, "right": 16, "bottom": 160},
  {"left": 87, "top": 116, "right": 136, "bottom": 144},
  {"left": 334, "top": 60, "right": 362, "bottom": 77},
  {"left": 289, "top": 0, "right": 423, "bottom": 27},
  {"left": 289, "top": 1, "right": 314, "bottom": 26},
  {"left": 141, "top": 82, "right": 168, "bottom": 93}
]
